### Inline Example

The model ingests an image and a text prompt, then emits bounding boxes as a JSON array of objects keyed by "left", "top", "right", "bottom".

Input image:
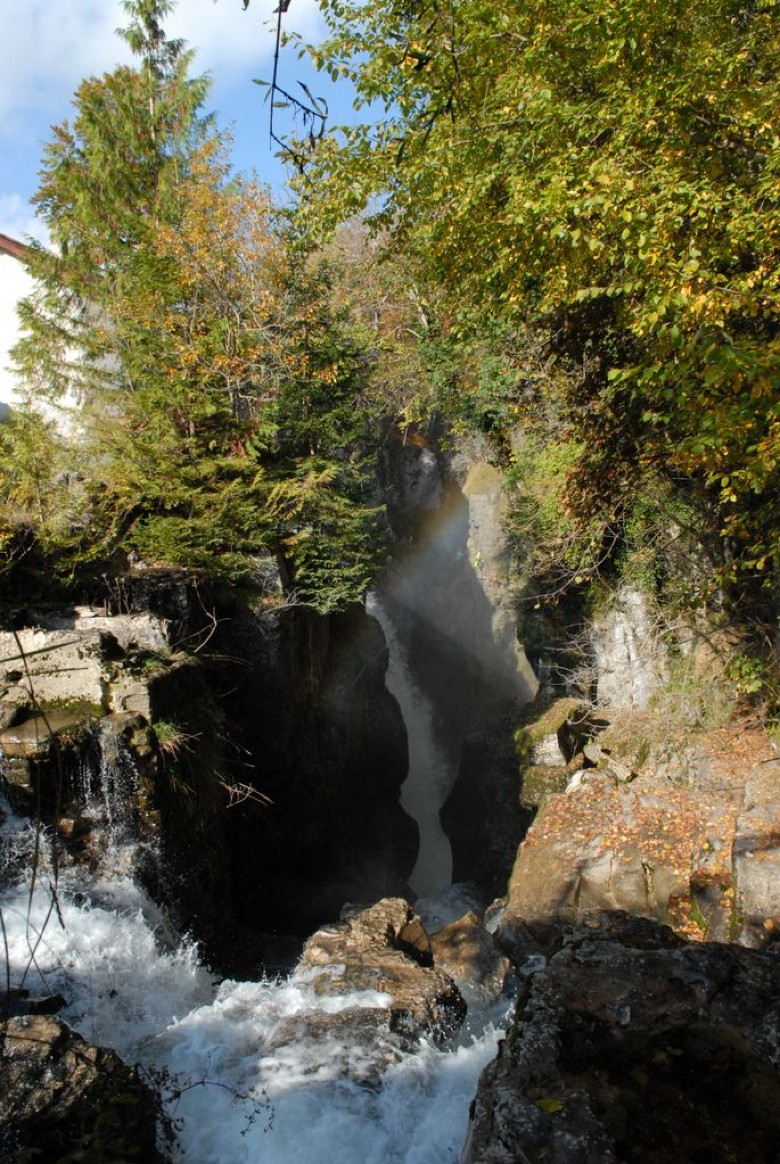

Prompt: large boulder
[
  {"left": 429, "top": 911, "right": 510, "bottom": 1003},
  {"left": 0, "top": 1014, "right": 165, "bottom": 1163},
  {"left": 297, "top": 897, "right": 466, "bottom": 1039},
  {"left": 499, "top": 723, "right": 780, "bottom": 949},
  {"left": 462, "top": 913, "right": 780, "bottom": 1163}
]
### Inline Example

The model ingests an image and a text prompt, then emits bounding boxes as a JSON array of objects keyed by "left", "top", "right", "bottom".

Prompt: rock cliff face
[
  {"left": 465, "top": 573, "right": 780, "bottom": 1164},
  {"left": 216, "top": 602, "right": 416, "bottom": 946},
  {"left": 462, "top": 913, "right": 780, "bottom": 1164},
  {"left": 499, "top": 719, "right": 780, "bottom": 951},
  {"left": 0, "top": 574, "right": 415, "bottom": 969}
]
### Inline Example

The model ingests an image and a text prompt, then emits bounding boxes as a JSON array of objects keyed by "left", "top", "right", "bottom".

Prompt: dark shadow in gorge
[{"left": 379, "top": 440, "right": 536, "bottom": 904}]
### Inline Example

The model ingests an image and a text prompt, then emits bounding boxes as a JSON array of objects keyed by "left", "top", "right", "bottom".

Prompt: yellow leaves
[
  {"left": 688, "top": 292, "right": 711, "bottom": 317},
  {"left": 315, "top": 362, "right": 341, "bottom": 386},
  {"left": 535, "top": 1098, "right": 566, "bottom": 1114}
]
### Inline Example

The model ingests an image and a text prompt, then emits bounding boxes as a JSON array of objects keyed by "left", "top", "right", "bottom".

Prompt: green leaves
[
  {"left": 6, "top": 1, "right": 387, "bottom": 610},
  {"left": 292, "top": 0, "right": 780, "bottom": 606}
]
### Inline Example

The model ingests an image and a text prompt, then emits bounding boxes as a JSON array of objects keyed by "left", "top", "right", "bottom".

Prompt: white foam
[{"left": 1, "top": 797, "right": 508, "bottom": 1162}]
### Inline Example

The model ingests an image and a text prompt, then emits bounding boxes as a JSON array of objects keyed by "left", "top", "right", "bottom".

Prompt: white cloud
[
  {"left": 0, "top": 2, "right": 130, "bottom": 127},
  {"left": 170, "top": 0, "right": 325, "bottom": 74},
  {"left": 0, "top": 195, "right": 47, "bottom": 246},
  {"left": 0, "top": 1, "right": 324, "bottom": 130}
]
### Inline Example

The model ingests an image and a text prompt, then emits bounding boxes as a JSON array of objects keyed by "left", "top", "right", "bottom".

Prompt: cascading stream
[{"left": 0, "top": 792, "right": 510, "bottom": 1163}]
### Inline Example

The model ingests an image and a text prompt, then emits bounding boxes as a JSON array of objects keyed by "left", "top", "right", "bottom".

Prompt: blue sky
[{"left": 0, "top": 0, "right": 359, "bottom": 243}]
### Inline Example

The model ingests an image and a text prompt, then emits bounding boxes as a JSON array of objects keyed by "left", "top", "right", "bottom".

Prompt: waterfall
[
  {"left": 367, "top": 593, "right": 454, "bottom": 897},
  {"left": 76, "top": 722, "right": 143, "bottom": 847}
]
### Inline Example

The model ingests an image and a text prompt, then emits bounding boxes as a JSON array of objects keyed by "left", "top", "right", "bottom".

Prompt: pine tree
[
  {"left": 12, "top": 0, "right": 210, "bottom": 412},
  {"left": 7, "top": 0, "right": 388, "bottom": 605}
]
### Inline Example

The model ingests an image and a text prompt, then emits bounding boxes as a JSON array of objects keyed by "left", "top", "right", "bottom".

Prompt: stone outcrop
[
  {"left": 297, "top": 897, "right": 466, "bottom": 1039},
  {"left": 0, "top": 608, "right": 194, "bottom": 729},
  {"left": 461, "top": 913, "right": 780, "bottom": 1164},
  {"left": 0, "top": 1015, "right": 165, "bottom": 1163},
  {"left": 591, "top": 586, "right": 669, "bottom": 710},
  {"left": 429, "top": 911, "right": 510, "bottom": 1003},
  {"left": 497, "top": 721, "right": 780, "bottom": 952}
]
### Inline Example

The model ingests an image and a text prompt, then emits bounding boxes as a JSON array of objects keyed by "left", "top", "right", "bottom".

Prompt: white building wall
[{"left": 0, "top": 251, "right": 35, "bottom": 411}]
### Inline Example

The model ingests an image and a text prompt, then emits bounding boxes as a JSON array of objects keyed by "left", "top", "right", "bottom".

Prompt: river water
[{"left": 1, "top": 797, "right": 509, "bottom": 1162}]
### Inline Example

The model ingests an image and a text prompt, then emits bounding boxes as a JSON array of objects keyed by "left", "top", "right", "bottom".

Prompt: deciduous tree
[{"left": 294, "top": 0, "right": 780, "bottom": 606}]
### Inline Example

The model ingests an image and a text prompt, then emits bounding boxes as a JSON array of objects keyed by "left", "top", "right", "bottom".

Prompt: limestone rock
[
  {"left": 37, "top": 608, "right": 172, "bottom": 653},
  {"left": 0, "top": 627, "right": 107, "bottom": 707},
  {"left": 592, "top": 586, "right": 668, "bottom": 710},
  {"left": 0, "top": 1014, "right": 166, "bottom": 1163},
  {"left": 501, "top": 725, "right": 780, "bottom": 948},
  {"left": 297, "top": 898, "right": 466, "bottom": 1039},
  {"left": 461, "top": 913, "right": 780, "bottom": 1164},
  {"left": 429, "top": 911, "right": 509, "bottom": 1002}
]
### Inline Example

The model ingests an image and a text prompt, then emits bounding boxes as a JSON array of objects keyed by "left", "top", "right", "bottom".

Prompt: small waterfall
[
  {"left": 368, "top": 593, "right": 454, "bottom": 897},
  {"left": 75, "top": 722, "right": 143, "bottom": 849}
]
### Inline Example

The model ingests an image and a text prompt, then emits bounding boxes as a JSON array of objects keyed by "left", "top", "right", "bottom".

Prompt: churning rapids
[{"left": 0, "top": 795, "right": 511, "bottom": 1162}]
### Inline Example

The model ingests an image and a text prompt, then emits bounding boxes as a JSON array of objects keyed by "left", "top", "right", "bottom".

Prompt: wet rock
[
  {"left": 429, "top": 911, "right": 509, "bottom": 1002},
  {"left": 0, "top": 1014, "right": 166, "bottom": 1163},
  {"left": 0, "top": 710, "right": 96, "bottom": 761},
  {"left": 462, "top": 913, "right": 780, "bottom": 1164},
  {"left": 298, "top": 897, "right": 466, "bottom": 1039},
  {"left": 396, "top": 913, "right": 434, "bottom": 966},
  {"left": 1, "top": 989, "right": 67, "bottom": 1018}
]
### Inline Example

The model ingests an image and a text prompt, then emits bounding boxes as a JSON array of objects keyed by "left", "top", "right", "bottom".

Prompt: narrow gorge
[
  {"left": 0, "top": 433, "right": 535, "bottom": 1161},
  {"left": 5, "top": 428, "right": 780, "bottom": 1163}
]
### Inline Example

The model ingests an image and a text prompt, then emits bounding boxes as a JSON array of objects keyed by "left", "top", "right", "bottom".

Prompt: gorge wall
[
  {"left": 376, "top": 432, "right": 537, "bottom": 904},
  {"left": 0, "top": 572, "right": 416, "bottom": 974}
]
